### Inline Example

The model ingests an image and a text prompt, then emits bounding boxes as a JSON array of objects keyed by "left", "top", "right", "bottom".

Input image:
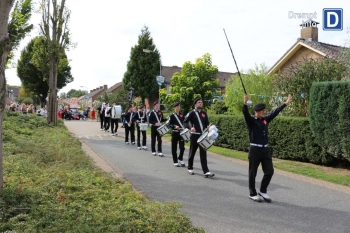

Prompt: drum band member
[
  {"left": 183, "top": 98, "right": 214, "bottom": 178},
  {"left": 124, "top": 105, "right": 135, "bottom": 145},
  {"left": 134, "top": 105, "right": 147, "bottom": 150},
  {"left": 243, "top": 94, "right": 292, "bottom": 202},
  {"left": 148, "top": 101, "right": 166, "bottom": 156},
  {"left": 109, "top": 102, "right": 120, "bottom": 136},
  {"left": 168, "top": 102, "right": 185, "bottom": 167},
  {"left": 97, "top": 102, "right": 105, "bottom": 130},
  {"left": 104, "top": 103, "right": 111, "bottom": 132}
]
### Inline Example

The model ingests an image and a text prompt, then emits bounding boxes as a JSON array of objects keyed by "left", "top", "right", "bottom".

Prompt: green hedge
[
  {"left": 310, "top": 81, "right": 350, "bottom": 162},
  {"left": 209, "top": 114, "right": 330, "bottom": 165}
]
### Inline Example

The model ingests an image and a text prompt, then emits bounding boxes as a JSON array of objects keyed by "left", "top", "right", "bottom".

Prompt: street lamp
[{"left": 143, "top": 48, "right": 164, "bottom": 108}]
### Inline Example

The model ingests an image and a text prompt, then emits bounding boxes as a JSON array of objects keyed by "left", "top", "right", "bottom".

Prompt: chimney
[
  {"left": 100, "top": 86, "right": 103, "bottom": 90},
  {"left": 300, "top": 19, "right": 319, "bottom": 42},
  {"left": 90, "top": 90, "right": 92, "bottom": 93},
  {"left": 104, "top": 85, "right": 107, "bottom": 90}
]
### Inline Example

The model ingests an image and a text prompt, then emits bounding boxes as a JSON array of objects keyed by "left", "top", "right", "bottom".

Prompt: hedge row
[
  {"left": 310, "top": 81, "right": 350, "bottom": 163},
  {"left": 209, "top": 114, "right": 334, "bottom": 165}
]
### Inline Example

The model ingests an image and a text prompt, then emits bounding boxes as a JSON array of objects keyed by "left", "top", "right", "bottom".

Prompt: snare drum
[
  {"left": 208, "top": 130, "right": 219, "bottom": 140},
  {"left": 157, "top": 124, "right": 169, "bottom": 136},
  {"left": 139, "top": 123, "right": 148, "bottom": 131},
  {"left": 197, "top": 131, "right": 215, "bottom": 150},
  {"left": 180, "top": 128, "right": 191, "bottom": 142}
]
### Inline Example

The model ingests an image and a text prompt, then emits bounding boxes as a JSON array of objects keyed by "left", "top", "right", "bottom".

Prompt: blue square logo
[{"left": 323, "top": 8, "right": 343, "bottom": 31}]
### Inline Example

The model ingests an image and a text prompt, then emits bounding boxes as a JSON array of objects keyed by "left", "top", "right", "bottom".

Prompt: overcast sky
[{"left": 5, "top": 0, "right": 350, "bottom": 94}]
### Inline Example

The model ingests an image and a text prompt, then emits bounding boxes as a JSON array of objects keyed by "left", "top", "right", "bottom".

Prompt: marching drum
[
  {"left": 180, "top": 128, "right": 191, "bottom": 142},
  {"left": 208, "top": 130, "right": 219, "bottom": 141},
  {"left": 197, "top": 131, "right": 214, "bottom": 150},
  {"left": 157, "top": 124, "right": 170, "bottom": 136},
  {"left": 139, "top": 123, "right": 148, "bottom": 131},
  {"left": 197, "top": 125, "right": 219, "bottom": 150}
]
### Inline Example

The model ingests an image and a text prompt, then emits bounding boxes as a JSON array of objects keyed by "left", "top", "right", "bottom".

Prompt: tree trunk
[
  {"left": 47, "top": 56, "right": 58, "bottom": 124},
  {"left": 0, "top": 0, "right": 16, "bottom": 189}
]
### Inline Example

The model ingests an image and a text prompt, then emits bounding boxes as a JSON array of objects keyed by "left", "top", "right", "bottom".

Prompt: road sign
[{"left": 156, "top": 75, "right": 165, "bottom": 85}]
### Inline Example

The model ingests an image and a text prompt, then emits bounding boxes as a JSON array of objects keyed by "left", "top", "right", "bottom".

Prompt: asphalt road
[{"left": 65, "top": 120, "right": 350, "bottom": 233}]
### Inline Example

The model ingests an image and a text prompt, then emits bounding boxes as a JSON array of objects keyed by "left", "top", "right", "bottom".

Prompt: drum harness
[
  {"left": 151, "top": 110, "right": 161, "bottom": 126},
  {"left": 193, "top": 111, "right": 204, "bottom": 135},
  {"left": 137, "top": 111, "right": 145, "bottom": 124},
  {"left": 173, "top": 113, "right": 184, "bottom": 132}
]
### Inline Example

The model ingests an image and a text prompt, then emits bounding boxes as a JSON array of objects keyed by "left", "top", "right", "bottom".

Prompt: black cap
[
  {"left": 173, "top": 102, "right": 180, "bottom": 107},
  {"left": 253, "top": 103, "right": 266, "bottom": 111},
  {"left": 153, "top": 101, "right": 159, "bottom": 106},
  {"left": 193, "top": 98, "right": 201, "bottom": 105}
]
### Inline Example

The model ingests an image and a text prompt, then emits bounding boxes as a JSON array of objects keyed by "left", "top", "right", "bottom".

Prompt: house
[
  {"left": 105, "top": 81, "right": 123, "bottom": 95},
  {"left": 268, "top": 19, "right": 343, "bottom": 76},
  {"left": 85, "top": 85, "right": 108, "bottom": 106}
]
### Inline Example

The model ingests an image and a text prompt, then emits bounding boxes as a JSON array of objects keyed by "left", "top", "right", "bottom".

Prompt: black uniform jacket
[
  {"left": 148, "top": 110, "right": 166, "bottom": 126},
  {"left": 183, "top": 109, "right": 209, "bottom": 134},
  {"left": 242, "top": 104, "right": 286, "bottom": 145},
  {"left": 133, "top": 110, "right": 146, "bottom": 124},
  {"left": 168, "top": 112, "right": 185, "bottom": 132}
]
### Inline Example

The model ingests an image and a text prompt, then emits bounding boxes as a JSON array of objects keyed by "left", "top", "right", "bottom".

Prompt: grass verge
[{"left": 1, "top": 112, "right": 203, "bottom": 233}]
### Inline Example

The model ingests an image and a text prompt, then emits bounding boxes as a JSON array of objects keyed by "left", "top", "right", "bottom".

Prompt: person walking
[
  {"left": 183, "top": 98, "right": 214, "bottom": 178},
  {"left": 97, "top": 102, "right": 105, "bottom": 131},
  {"left": 243, "top": 94, "right": 292, "bottom": 202},
  {"left": 124, "top": 105, "right": 135, "bottom": 145},
  {"left": 109, "top": 102, "right": 120, "bottom": 136},
  {"left": 148, "top": 101, "right": 166, "bottom": 156},
  {"left": 168, "top": 102, "right": 186, "bottom": 167},
  {"left": 134, "top": 105, "right": 147, "bottom": 150}
]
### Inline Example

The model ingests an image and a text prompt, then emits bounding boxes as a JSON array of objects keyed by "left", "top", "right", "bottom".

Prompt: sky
[{"left": 5, "top": 0, "right": 350, "bottom": 95}]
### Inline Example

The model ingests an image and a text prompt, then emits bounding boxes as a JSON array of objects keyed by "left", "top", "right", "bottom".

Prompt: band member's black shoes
[{"left": 158, "top": 153, "right": 163, "bottom": 157}]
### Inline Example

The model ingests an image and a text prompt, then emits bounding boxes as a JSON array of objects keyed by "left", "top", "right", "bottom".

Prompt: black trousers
[
  {"left": 171, "top": 132, "right": 185, "bottom": 163},
  {"left": 151, "top": 126, "right": 162, "bottom": 153},
  {"left": 104, "top": 117, "right": 110, "bottom": 130},
  {"left": 99, "top": 114, "right": 104, "bottom": 129},
  {"left": 248, "top": 146, "right": 274, "bottom": 196},
  {"left": 136, "top": 125, "right": 147, "bottom": 147},
  {"left": 124, "top": 123, "right": 135, "bottom": 142},
  {"left": 110, "top": 118, "right": 119, "bottom": 134},
  {"left": 188, "top": 134, "right": 209, "bottom": 174}
]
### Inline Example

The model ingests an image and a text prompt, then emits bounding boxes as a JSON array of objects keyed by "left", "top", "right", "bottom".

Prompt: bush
[
  {"left": 22, "top": 97, "right": 34, "bottom": 105},
  {"left": 212, "top": 100, "right": 228, "bottom": 114},
  {"left": 209, "top": 113, "right": 333, "bottom": 165},
  {"left": 310, "top": 81, "right": 350, "bottom": 162}
]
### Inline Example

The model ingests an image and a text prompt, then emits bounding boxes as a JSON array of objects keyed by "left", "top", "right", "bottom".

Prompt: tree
[
  {"left": 59, "top": 92, "right": 66, "bottom": 99},
  {"left": 17, "top": 36, "right": 73, "bottom": 105},
  {"left": 109, "top": 89, "right": 130, "bottom": 111},
  {"left": 39, "top": 0, "right": 72, "bottom": 124},
  {"left": 272, "top": 56, "right": 348, "bottom": 117},
  {"left": 1, "top": 0, "right": 33, "bottom": 189},
  {"left": 160, "top": 53, "right": 220, "bottom": 114},
  {"left": 225, "top": 64, "right": 274, "bottom": 115},
  {"left": 123, "top": 26, "right": 160, "bottom": 104},
  {"left": 66, "top": 89, "right": 87, "bottom": 98},
  {"left": 7, "top": 0, "right": 33, "bottom": 66}
]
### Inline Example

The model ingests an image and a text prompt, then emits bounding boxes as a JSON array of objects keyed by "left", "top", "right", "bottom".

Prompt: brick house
[
  {"left": 86, "top": 85, "right": 108, "bottom": 106},
  {"left": 268, "top": 19, "right": 343, "bottom": 76}
]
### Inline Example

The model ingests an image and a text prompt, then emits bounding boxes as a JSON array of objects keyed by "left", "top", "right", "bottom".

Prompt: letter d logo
[{"left": 323, "top": 8, "right": 343, "bottom": 31}]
